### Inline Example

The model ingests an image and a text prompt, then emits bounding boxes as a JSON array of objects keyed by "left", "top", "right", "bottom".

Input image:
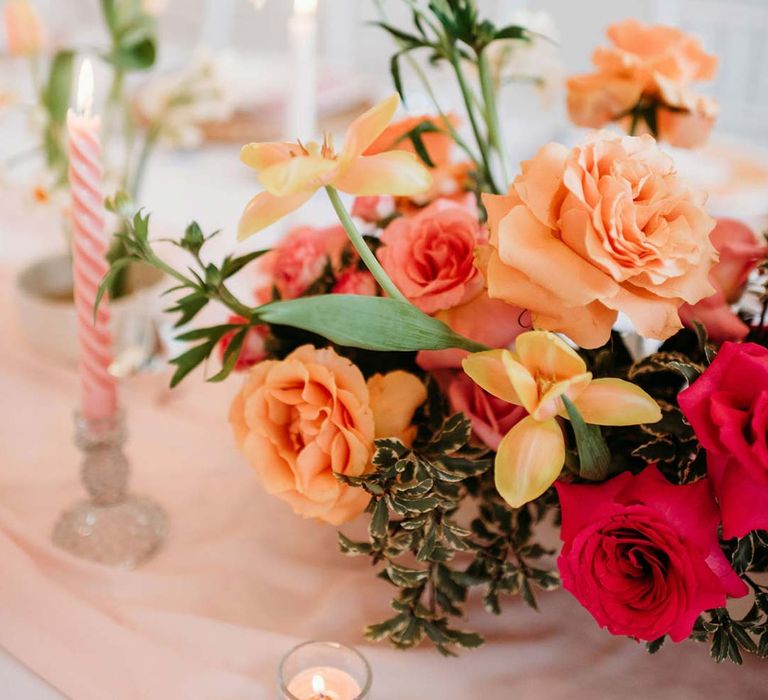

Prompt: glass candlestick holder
[
  {"left": 52, "top": 409, "right": 167, "bottom": 568},
  {"left": 278, "top": 641, "right": 372, "bottom": 700}
]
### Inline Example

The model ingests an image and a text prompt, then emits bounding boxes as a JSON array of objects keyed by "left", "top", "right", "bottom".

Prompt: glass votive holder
[{"left": 278, "top": 641, "right": 372, "bottom": 700}]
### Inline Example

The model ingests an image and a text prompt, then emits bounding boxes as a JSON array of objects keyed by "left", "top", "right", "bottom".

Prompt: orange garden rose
[
  {"left": 230, "top": 346, "right": 425, "bottom": 525},
  {"left": 481, "top": 132, "right": 717, "bottom": 349},
  {"left": 566, "top": 19, "right": 718, "bottom": 148},
  {"left": 363, "top": 114, "right": 473, "bottom": 210}
]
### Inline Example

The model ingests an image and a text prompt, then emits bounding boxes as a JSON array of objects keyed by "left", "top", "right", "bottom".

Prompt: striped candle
[{"left": 67, "top": 59, "right": 118, "bottom": 422}]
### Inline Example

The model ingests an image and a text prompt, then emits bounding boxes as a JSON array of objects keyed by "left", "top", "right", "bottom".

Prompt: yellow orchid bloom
[
  {"left": 462, "top": 330, "right": 661, "bottom": 508},
  {"left": 238, "top": 94, "right": 433, "bottom": 240}
]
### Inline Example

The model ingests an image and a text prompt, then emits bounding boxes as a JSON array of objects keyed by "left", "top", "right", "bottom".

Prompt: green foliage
[
  {"left": 256, "top": 296, "right": 487, "bottom": 354},
  {"left": 100, "top": 0, "right": 157, "bottom": 71},
  {"left": 39, "top": 50, "right": 75, "bottom": 182},
  {"left": 562, "top": 396, "right": 612, "bottom": 481},
  {"left": 337, "top": 412, "right": 558, "bottom": 655}
]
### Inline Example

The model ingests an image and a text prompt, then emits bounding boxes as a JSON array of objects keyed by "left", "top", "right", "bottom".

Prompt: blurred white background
[{"left": 8, "top": 0, "right": 768, "bottom": 141}]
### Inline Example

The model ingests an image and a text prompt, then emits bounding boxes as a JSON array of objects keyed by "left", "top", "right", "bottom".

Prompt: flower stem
[
  {"left": 129, "top": 124, "right": 160, "bottom": 200},
  {"left": 449, "top": 51, "right": 499, "bottom": 194},
  {"left": 325, "top": 186, "right": 408, "bottom": 304},
  {"left": 478, "top": 49, "right": 510, "bottom": 186}
]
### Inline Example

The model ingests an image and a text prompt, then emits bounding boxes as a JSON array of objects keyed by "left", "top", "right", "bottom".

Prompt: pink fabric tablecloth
[{"left": 0, "top": 258, "right": 766, "bottom": 699}]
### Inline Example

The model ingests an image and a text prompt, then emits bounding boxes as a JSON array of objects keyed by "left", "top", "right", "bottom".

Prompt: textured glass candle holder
[
  {"left": 52, "top": 409, "right": 167, "bottom": 568},
  {"left": 278, "top": 641, "right": 372, "bottom": 700}
]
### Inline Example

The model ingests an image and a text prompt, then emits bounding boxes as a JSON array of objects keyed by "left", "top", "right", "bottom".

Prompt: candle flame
[
  {"left": 311, "top": 673, "right": 326, "bottom": 695},
  {"left": 76, "top": 59, "right": 95, "bottom": 116},
  {"left": 294, "top": 0, "right": 317, "bottom": 15}
]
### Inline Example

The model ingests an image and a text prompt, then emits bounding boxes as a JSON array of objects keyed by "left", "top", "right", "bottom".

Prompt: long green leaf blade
[{"left": 256, "top": 295, "right": 487, "bottom": 353}]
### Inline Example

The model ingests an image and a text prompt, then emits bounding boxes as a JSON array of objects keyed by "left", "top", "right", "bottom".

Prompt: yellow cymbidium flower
[
  {"left": 238, "top": 94, "right": 433, "bottom": 240},
  {"left": 462, "top": 330, "right": 661, "bottom": 508}
]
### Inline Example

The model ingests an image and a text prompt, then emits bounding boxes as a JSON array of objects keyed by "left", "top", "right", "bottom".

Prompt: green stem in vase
[
  {"left": 325, "top": 186, "right": 409, "bottom": 304},
  {"left": 478, "top": 49, "right": 510, "bottom": 186}
]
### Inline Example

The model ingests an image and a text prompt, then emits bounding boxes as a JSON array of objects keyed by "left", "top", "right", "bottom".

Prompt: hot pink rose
[
  {"left": 447, "top": 372, "right": 526, "bottom": 450},
  {"left": 557, "top": 467, "right": 747, "bottom": 642},
  {"left": 680, "top": 219, "right": 767, "bottom": 342},
  {"left": 218, "top": 315, "right": 269, "bottom": 371},
  {"left": 679, "top": 342, "right": 768, "bottom": 538},
  {"left": 377, "top": 199, "right": 485, "bottom": 314},
  {"left": 259, "top": 224, "right": 350, "bottom": 300},
  {"left": 332, "top": 269, "right": 377, "bottom": 296}
]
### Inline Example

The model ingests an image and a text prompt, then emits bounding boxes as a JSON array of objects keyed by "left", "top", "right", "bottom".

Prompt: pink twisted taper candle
[{"left": 67, "top": 60, "right": 118, "bottom": 422}]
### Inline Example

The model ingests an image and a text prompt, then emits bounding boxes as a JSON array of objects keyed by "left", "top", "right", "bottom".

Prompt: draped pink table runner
[{"left": 0, "top": 261, "right": 766, "bottom": 699}]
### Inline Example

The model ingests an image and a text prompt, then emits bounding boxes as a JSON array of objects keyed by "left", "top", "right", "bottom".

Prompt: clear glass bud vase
[{"left": 52, "top": 409, "right": 167, "bottom": 568}]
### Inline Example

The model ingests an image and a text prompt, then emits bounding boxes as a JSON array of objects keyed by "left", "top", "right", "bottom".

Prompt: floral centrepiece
[{"left": 103, "top": 2, "right": 768, "bottom": 665}]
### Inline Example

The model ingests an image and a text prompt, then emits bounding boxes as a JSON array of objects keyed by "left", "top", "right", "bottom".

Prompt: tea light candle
[
  {"left": 278, "top": 641, "right": 371, "bottom": 700},
  {"left": 287, "top": 667, "right": 361, "bottom": 700}
]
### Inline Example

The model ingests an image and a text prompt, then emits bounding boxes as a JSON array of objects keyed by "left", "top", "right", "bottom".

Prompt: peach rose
[
  {"left": 332, "top": 269, "right": 378, "bottom": 296},
  {"left": 417, "top": 292, "right": 529, "bottom": 371},
  {"left": 351, "top": 195, "right": 396, "bottom": 224},
  {"left": 230, "top": 346, "right": 425, "bottom": 525},
  {"left": 367, "top": 370, "right": 427, "bottom": 446},
  {"left": 377, "top": 199, "right": 485, "bottom": 313},
  {"left": 566, "top": 20, "right": 718, "bottom": 147},
  {"left": 680, "top": 219, "right": 767, "bottom": 342},
  {"left": 595, "top": 19, "right": 717, "bottom": 85},
  {"left": 447, "top": 372, "right": 527, "bottom": 451},
  {"left": 482, "top": 132, "right": 717, "bottom": 349},
  {"left": 257, "top": 224, "right": 350, "bottom": 300},
  {"left": 3, "top": 0, "right": 44, "bottom": 57}
]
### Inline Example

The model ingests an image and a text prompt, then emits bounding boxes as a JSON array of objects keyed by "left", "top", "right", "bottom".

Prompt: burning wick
[{"left": 311, "top": 673, "right": 340, "bottom": 700}]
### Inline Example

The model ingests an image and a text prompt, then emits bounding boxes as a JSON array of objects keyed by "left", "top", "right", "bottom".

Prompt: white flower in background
[
  {"left": 141, "top": 0, "right": 170, "bottom": 16},
  {"left": 488, "top": 9, "right": 563, "bottom": 106},
  {"left": 137, "top": 51, "right": 236, "bottom": 149}
]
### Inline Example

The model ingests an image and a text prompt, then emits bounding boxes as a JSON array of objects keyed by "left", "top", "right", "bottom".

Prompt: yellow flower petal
[
  {"left": 237, "top": 190, "right": 313, "bottom": 240},
  {"left": 515, "top": 330, "right": 586, "bottom": 379},
  {"left": 240, "top": 142, "right": 299, "bottom": 172},
  {"left": 569, "top": 378, "right": 662, "bottom": 426},
  {"left": 462, "top": 350, "right": 525, "bottom": 406},
  {"left": 334, "top": 151, "right": 433, "bottom": 197},
  {"left": 501, "top": 351, "right": 539, "bottom": 414},
  {"left": 340, "top": 93, "right": 400, "bottom": 165},
  {"left": 258, "top": 154, "right": 338, "bottom": 197},
  {"left": 533, "top": 371, "right": 592, "bottom": 421},
  {"left": 495, "top": 416, "right": 565, "bottom": 508}
]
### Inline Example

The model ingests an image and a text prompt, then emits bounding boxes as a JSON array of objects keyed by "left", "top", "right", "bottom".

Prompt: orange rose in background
[
  {"left": 680, "top": 218, "right": 768, "bottom": 342},
  {"left": 482, "top": 133, "right": 717, "bottom": 349},
  {"left": 363, "top": 114, "right": 473, "bottom": 210},
  {"left": 3, "top": 0, "right": 44, "bottom": 56},
  {"left": 566, "top": 19, "right": 718, "bottom": 148},
  {"left": 230, "top": 346, "right": 425, "bottom": 525},
  {"left": 377, "top": 199, "right": 485, "bottom": 313}
]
